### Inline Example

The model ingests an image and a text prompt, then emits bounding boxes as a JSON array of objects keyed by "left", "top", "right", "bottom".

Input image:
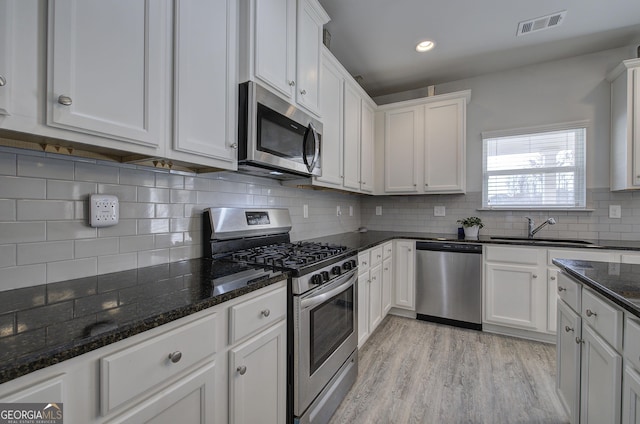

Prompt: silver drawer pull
[
  {"left": 0, "top": 75, "right": 6, "bottom": 87},
  {"left": 237, "top": 365, "right": 247, "bottom": 375},
  {"left": 565, "top": 326, "right": 574, "bottom": 333},
  {"left": 261, "top": 309, "right": 271, "bottom": 318},
  {"left": 57, "top": 95, "right": 72, "bottom": 106},
  {"left": 168, "top": 351, "right": 182, "bottom": 363},
  {"left": 550, "top": 276, "right": 556, "bottom": 281},
  {"left": 575, "top": 337, "right": 584, "bottom": 344},
  {"left": 532, "top": 274, "right": 538, "bottom": 279},
  {"left": 558, "top": 286, "right": 566, "bottom": 292},
  {"left": 586, "top": 309, "right": 597, "bottom": 317},
  {"left": 300, "top": 89, "right": 307, "bottom": 95}
]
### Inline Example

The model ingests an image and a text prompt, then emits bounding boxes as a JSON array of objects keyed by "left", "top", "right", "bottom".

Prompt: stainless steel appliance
[
  {"left": 237, "top": 81, "right": 322, "bottom": 180},
  {"left": 415, "top": 241, "right": 482, "bottom": 330},
  {"left": 203, "top": 207, "right": 358, "bottom": 424}
]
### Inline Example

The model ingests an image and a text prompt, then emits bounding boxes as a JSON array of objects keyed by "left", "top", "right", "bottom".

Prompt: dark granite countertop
[
  {"left": 0, "top": 258, "right": 286, "bottom": 384},
  {"left": 304, "top": 230, "right": 640, "bottom": 252},
  {"left": 552, "top": 259, "right": 640, "bottom": 318}
]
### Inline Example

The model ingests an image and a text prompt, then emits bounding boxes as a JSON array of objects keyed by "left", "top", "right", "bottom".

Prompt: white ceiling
[{"left": 318, "top": 0, "right": 640, "bottom": 97}]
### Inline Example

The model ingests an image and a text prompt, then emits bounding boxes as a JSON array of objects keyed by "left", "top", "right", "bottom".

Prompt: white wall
[{"left": 376, "top": 45, "right": 634, "bottom": 191}]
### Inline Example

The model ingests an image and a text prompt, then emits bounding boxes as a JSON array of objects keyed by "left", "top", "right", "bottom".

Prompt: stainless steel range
[{"left": 203, "top": 207, "right": 358, "bottom": 424}]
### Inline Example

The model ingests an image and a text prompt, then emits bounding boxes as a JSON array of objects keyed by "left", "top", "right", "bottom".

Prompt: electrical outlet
[
  {"left": 303, "top": 204, "right": 309, "bottom": 219},
  {"left": 337, "top": 206, "right": 342, "bottom": 216},
  {"left": 434, "top": 206, "right": 446, "bottom": 217},
  {"left": 349, "top": 206, "right": 353, "bottom": 216},
  {"left": 375, "top": 206, "right": 382, "bottom": 216},
  {"left": 609, "top": 205, "right": 621, "bottom": 219},
  {"left": 90, "top": 194, "right": 119, "bottom": 227}
]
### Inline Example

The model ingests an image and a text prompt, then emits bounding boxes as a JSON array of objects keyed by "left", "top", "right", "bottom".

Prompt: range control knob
[
  {"left": 321, "top": 271, "right": 330, "bottom": 282},
  {"left": 331, "top": 266, "right": 342, "bottom": 276},
  {"left": 342, "top": 261, "right": 352, "bottom": 271},
  {"left": 311, "top": 274, "right": 323, "bottom": 285},
  {"left": 350, "top": 259, "right": 358, "bottom": 268}
]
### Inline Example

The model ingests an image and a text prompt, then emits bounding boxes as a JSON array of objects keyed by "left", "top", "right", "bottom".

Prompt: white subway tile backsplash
[
  {"left": 97, "top": 219, "right": 137, "bottom": 237},
  {"left": 170, "top": 245, "right": 200, "bottom": 262},
  {"left": 47, "top": 221, "right": 96, "bottom": 241},
  {"left": 138, "top": 187, "right": 170, "bottom": 203},
  {"left": 170, "top": 189, "right": 198, "bottom": 204},
  {"left": 0, "top": 222, "right": 46, "bottom": 243},
  {"left": 184, "top": 176, "right": 209, "bottom": 191},
  {"left": 75, "top": 162, "right": 119, "bottom": 183},
  {"left": 0, "top": 199, "right": 16, "bottom": 220},
  {"left": 137, "top": 249, "right": 170, "bottom": 268},
  {"left": 120, "top": 168, "right": 156, "bottom": 187},
  {"left": 0, "top": 245, "right": 16, "bottom": 268},
  {"left": 155, "top": 203, "right": 184, "bottom": 218},
  {"left": 170, "top": 217, "right": 195, "bottom": 233},
  {"left": 0, "top": 264, "right": 46, "bottom": 290},
  {"left": 17, "top": 241, "right": 74, "bottom": 265},
  {"left": 138, "top": 219, "right": 170, "bottom": 234},
  {"left": 17, "top": 200, "right": 74, "bottom": 221},
  {"left": 0, "top": 152, "right": 16, "bottom": 175},
  {"left": 98, "top": 184, "right": 137, "bottom": 201},
  {"left": 155, "top": 232, "right": 184, "bottom": 248},
  {"left": 156, "top": 173, "right": 185, "bottom": 189},
  {"left": 0, "top": 176, "right": 46, "bottom": 199},
  {"left": 97, "top": 253, "right": 137, "bottom": 274},
  {"left": 74, "top": 238, "right": 119, "bottom": 258},
  {"left": 119, "top": 235, "right": 155, "bottom": 253},
  {"left": 47, "top": 258, "right": 97, "bottom": 283},
  {"left": 47, "top": 180, "right": 97, "bottom": 200},
  {"left": 118, "top": 202, "right": 155, "bottom": 219},
  {"left": 17, "top": 156, "right": 74, "bottom": 180}
]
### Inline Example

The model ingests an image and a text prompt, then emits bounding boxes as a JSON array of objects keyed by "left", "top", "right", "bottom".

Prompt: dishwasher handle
[{"left": 416, "top": 241, "right": 482, "bottom": 253}]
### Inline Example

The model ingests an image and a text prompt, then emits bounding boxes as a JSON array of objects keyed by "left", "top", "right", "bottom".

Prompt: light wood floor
[{"left": 329, "top": 316, "right": 569, "bottom": 424}]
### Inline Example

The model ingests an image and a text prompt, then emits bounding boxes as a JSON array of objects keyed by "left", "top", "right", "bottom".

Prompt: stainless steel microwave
[{"left": 237, "top": 81, "right": 322, "bottom": 179}]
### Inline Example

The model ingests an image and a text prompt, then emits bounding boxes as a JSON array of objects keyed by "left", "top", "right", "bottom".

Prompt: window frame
[{"left": 481, "top": 120, "right": 589, "bottom": 211}]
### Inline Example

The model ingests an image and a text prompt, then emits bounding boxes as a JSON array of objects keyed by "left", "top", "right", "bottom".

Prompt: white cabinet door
[
  {"left": 631, "top": 67, "right": 640, "bottom": 187},
  {"left": 295, "top": 0, "right": 328, "bottom": 116},
  {"left": 580, "top": 323, "right": 622, "bottom": 424},
  {"left": 357, "top": 268, "right": 370, "bottom": 348},
  {"left": 368, "top": 263, "right": 383, "bottom": 331},
  {"left": 47, "top": 0, "right": 170, "bottom": 151},
  {"left": 384, "top": 105, "right": 422, "bottom": 192},
  {"left": 556, "top": 300, "right": 581, "bottom": 424},
  {"left": 252, "top": 0, "right": 296, "bottom": 99},
  {"left": 106, "top": 362, "right": 216, "bottom": 424},
  {"left": 360, "top": 100, "right": 375, "bottom": 193},
  {"left": 382, "top": 256, "right": 393, "bottom": 316},
  {"left": 393, "top": 240, "right": 415, "bottom": 310},
  {"left": 424, "top": 97, "right": 465, "bottom": 193},
  {"left": 623, "top": 365, "right": 640, "bottom": 424},
  {"left": 0, "top": 0, "right": 13, "bottom": 117},
  {"left": 315, "top": 52, "right": 344, "bottom": 188},
  {"left": 548, "top": 268, "right": 559, "bottom": 333},
  {"left": 485, "top": 263, "right": 545, "bottom": 330},
  {"left": 229, "top": 320, "right": 287, "bottom": 424},
  {"left": 343, "top": 83, "right": 361, "bottom": 191},
  {"left": 172, "top": 0, "right": 236, "bottom": 168}
]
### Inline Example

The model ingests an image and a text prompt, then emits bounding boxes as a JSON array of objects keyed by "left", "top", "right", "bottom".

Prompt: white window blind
[{"left": 482, "top": 123, "right": 586, "bottom": 209}]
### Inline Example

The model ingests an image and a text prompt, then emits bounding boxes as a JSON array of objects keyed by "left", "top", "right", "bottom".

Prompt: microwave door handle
[
  {"left": 300, "top": 271, "right": 356, "bottom": 311},
  {"left": 303, "top": 123, "right": 320, "bottom": 173}
]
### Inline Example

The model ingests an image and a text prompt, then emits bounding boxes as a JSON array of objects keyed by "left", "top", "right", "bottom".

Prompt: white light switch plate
[
  {"left": 434, "top": 206, "right": 446, "bottom": 216},
  {"left": 90, "top": 194, "right": 119, "bottom": 227},
  {"left": 609, "top": 205, "right": 621, "bottom": 219},
  {"left": 375, "top": 206, "right": 382, "bottom": 216}
]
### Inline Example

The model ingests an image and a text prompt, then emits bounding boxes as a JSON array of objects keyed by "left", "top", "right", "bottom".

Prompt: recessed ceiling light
[{"left": 415, "top": 40, "right": 435, "bottom": 52}]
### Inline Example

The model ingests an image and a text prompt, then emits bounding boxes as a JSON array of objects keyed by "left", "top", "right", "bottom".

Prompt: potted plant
[{"left": 457, "top": 216, "right": 484, "bottom": 238}]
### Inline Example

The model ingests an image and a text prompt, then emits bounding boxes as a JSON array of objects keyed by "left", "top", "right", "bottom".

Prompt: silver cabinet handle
[
  {"left": 377, "top": 254, "right": 381, "bottom": 259},
  {"left": 558, "top": 286, "right": 566, "bottom": 292},
  {"left": 300, "top": 89, "right": 307, "bottom": 95},
  {"left": 586, "top": 309, "right": 597, "bottom": 317},
  {"left": 384, "top": 267, "right": 389, "bottom": 271},
  {"left": 372, "top": 276, "right": 377, "bottom": 280},
  {"left": 237, "top": 365, "right": 247, "bottom": 375},
  {"left": 57, "top": 95, "right": 72, "bottom": 106},
  {"left": 362, "top": 261, "right": 367, "bottom": 265},
  {"left": 0, "top": 75, "right": 6, "bottom": 87},
  {"left": 230, "top": 143, "right": 238, "bottom": 149},
  {"left": 261, "top": 309, "right": 270, "bottom": 317},
  {"left": 565, "top": 326, "right": 574, "bottom": 333},
  {"left": 575, "top": 337, "right": 584, "bottom": 344},
  {"left": 408, "top": 248, "right": 412, "bottom": 252},
  {"left": 550, "top": 276, "right": 556, "bottom": 281},
  {"left": 168, "top": 351, "right": 182, "bottom": 363},
  {"left": 532, "top": 274, "right": 538, "bottom": 279},
  {"left": 289, "top": 80, "right": 295, "bottom": 87}
]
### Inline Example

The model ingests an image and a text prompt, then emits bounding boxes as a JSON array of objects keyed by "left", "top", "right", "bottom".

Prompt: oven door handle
[{"left": 300, "top": 271, "right": 357, "bottom": 311}]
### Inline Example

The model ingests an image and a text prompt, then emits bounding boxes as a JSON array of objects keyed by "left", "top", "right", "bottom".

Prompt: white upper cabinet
[
  {"left": 342, "top": 81, "right": 362, "bottom": 191},
  {"left": 47, "top": 0, "right": 171, "bottom": 153},
  {"left": 172, "top": 0, "right": 237, "bottom": 168},
  {"left": 360, "top": 99, "right": 375, "bottom": 193},
  {"left": 240, "top": 0, "right": 328, "bottom": 117},
  {"left": 380, "top": 91, "right": 470, "bottom": 195},
  {"left": 608, "top": 59, "right": 640, "bottom": 191},
  {"left": 0, "top": 1, "right": 13, "bottom": 117}
]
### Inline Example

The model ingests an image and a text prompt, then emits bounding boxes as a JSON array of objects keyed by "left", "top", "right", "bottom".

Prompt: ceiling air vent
[{"left": 517, "top": 10, "right": 567, "bottom": 36}]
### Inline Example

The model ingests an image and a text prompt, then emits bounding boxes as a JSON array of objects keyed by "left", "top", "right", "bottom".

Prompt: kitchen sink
[{"left": 490, "top": 236, "right": 595, "bottom": 245}]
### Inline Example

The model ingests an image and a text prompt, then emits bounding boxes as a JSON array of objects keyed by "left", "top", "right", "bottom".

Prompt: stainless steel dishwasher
[{"left": 415, "top": 241, "right": 482, "bottom": 330}]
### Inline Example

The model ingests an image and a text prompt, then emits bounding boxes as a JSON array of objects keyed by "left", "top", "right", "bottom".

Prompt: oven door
[{"left": 294, "top": 269, "right": 358, "bottom": 415}]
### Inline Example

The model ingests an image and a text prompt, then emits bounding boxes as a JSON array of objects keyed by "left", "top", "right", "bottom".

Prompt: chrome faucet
[{"left": 525, "top": 216, "right": 556, "bottom": 239}]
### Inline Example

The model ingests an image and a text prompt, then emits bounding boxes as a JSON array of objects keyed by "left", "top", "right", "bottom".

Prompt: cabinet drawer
[
  {"left": 547, "top": 248, "right": 612, "bottom": 266},
  {"left": 625, "top": 317, "right": 640, "bottom": 371},
  {"left": 370, "top": 246, "right": 383, "bottom": 267},
  {"left": 485, "top": 245, "right": 540, "bottom": 265},
  {"left": 557, "top": 272, "right": 581, "bottom": 313},
  {"left": 582, "top": 288, "right": 623, "bottom": 350},
  {"left": 229, "top": 286, "right": 286, "bottom": 344},
  {"left": 358, "top": 251, "right": 370, "bottom": 274},
  {"left": 100, "top": 312, "right": 216, "bottom": 415},
  {"left": 383, "top": 242, "right": 393, "bottom": 260}
]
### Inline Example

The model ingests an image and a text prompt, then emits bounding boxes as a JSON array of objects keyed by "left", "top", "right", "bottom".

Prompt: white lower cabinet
[
  {"left": 393, "top": 240, "right": 415, "bottom": 310},
  {"left": 382, "top": 254, "right": 393, "bottom": 316},
  {"left": 368, "top": 263, "right": 383, "bottom": 331},
  {"left": 623, "top": 366, "right": 640, "bottom": 424},
  {"left": 229, "top": 320, "right": 286, "bottom": 424},
  {"left": 557, "top": 300, "right": 581, "bottom": 424}
]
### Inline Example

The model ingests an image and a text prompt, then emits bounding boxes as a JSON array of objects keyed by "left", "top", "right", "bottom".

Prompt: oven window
[
  {"left": 257, "top": 103, "right": 307, "bottom": 158},
  {"left": 309, "top": 285, "right": 354, "bottom": 374}
]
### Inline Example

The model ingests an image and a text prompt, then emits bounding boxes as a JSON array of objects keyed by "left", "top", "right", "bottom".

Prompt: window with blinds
[{"left": 482, "top": 123, "right": 586, "bottom": 209}]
